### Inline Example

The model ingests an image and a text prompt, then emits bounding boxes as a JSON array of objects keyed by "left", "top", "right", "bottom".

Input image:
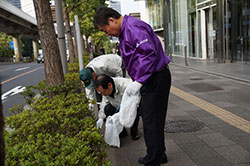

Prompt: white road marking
[
  {"left": 15, "top": 67, "right": 30, "bottom": 71},
  {"left": 1, "top": 86, "right": 26, "bottom": 101}
]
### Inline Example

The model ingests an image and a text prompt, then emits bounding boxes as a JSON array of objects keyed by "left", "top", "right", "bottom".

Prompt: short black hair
[
  {"left": 94, "top": 74, "right": 115, "bottom": 89},
  {"left": 94, "top": 6, "right": 121, "bottom": 29}
]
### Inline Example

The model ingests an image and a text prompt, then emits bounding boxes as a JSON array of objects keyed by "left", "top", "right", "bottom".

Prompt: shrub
[{"left": 5, "top": 63, "right": 110, "bottom": 166}]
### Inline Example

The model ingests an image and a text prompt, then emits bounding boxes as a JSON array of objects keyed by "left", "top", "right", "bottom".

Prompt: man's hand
[
  {"left": 126, "top": 81, "right": 142, "bottom": 96},
  {"left": 96, "top": 118, "right": 104, "bottom": 129}
]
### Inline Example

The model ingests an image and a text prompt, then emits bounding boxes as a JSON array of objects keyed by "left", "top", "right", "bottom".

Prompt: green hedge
[{"left": 5, "top": 63, "right": 110, "bottom": 166}]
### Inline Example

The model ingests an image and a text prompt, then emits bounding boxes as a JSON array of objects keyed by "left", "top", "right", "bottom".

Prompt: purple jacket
[{"left": 119, "top": 15, "right": 170, "bottom": 83}]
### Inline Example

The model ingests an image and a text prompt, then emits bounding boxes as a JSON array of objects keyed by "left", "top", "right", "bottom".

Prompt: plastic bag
[
  {"left": 104, "top": 113, "right": 123, "bottom": 147},
  {"left": 119, "top": 89, "right": 140, "bottom": 128}
]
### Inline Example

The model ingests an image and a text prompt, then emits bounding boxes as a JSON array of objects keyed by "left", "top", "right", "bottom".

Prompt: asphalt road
[{"left": 0, "top": 62, "right": 44, "bottom": 116}]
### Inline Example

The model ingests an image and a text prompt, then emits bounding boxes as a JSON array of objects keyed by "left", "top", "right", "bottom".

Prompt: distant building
[
  {"left": 20, "top": 0, "right": 36, "bottom": 18},
  {"left": 6, "top": 0, "right": 21, "bottom": 9},
  {"left": 146, "top": 0, "right": 250, "bottom": 63}
]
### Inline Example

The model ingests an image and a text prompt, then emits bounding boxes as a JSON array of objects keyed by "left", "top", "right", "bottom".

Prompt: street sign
[{"left": 10, "top": 41, "right": 14, "bottom": 50}]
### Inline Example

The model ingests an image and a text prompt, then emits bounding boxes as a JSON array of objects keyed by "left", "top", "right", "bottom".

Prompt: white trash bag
[
  {"left": 119, "top": 90, "right": 140, "bottom": 128},
  {"left": 104, "top": 113, "right": 123, "bottom": 147}
]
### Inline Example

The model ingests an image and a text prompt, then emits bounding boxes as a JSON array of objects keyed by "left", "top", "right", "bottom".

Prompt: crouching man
[{"left": 94, "top": 74, "right": 140, "bottom": 141}]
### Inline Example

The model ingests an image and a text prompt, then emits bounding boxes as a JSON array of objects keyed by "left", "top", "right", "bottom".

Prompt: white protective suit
[
  {"left": 85, "top": 54, "right": 123, "bottom": 101},
  {"left": 98, "top": 77, "right": 132, "bottom": 119}
]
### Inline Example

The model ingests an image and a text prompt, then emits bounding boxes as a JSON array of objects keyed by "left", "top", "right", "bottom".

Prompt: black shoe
[
  {"left": 131, "top": 134, "right": 140, "bottom": 141},
  {"left": 138, "top": 157, "right": 146, "bottom": 164},
  {"left": 138, "top": 154, "right": 168, "bottom": 164},
  {"left": 161, "top": 154, "right": 168, "bottom": 164}
]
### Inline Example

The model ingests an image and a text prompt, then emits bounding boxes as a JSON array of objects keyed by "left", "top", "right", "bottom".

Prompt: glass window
[
  {"left": 148, "top": 0, "right": 164, "bottom": 29},
  {"left": 197, "top": 0, "right": 207, "bottom": 4}
]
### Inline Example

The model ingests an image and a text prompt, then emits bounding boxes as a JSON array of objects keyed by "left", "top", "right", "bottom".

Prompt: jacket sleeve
[
  {"left": 85, "top": 87, "right": 95, "bottom": 101},
  {"left": 98, "top": 96, "right": 109, "bottom": 119}
]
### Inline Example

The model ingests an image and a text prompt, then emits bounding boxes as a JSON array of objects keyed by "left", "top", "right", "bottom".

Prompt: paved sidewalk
[
  {"left": 171, "top": 56, "right": 250, "bottom": 83},
  {"left": 106, "top": 56, "right": 250, "bottom": 166}
]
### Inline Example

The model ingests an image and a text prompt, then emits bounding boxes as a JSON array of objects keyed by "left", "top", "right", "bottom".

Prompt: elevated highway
[{"left": 0, "top": 0, "right": 39, "bottom": 61}]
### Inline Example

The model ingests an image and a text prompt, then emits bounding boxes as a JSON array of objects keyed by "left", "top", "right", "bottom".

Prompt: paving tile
[
  {"left": 194, "top": 126, "right": 216, "bottom": 136},
  {"left": 198, "top": 133, "right": 236, "bottom": 147},
  {"left": 215, "top": 145, "right": 250, "bottom": 164},
  {"left": 187, "top": 109, "right": 214, "bottom": 118},
  {"left": 214, "top": 101, "right": 236, "bottom": 107},
  {"left": 230, "top": 135, "right": 250, "bottom": 153},
  {"left": 115, "top": 153, "right": 131, "bottom": 166},
  {"left": 106, "top": 147, "right": 117, "bottom": 166},
  {"left": 166, "top": 115, "right": 174, "bottom": 121},
  {"left": 171, "top": 100, "right": 201, "bottom": 111},
  {"left": 169, "top": 115, "right": 195, "bottom": 121},
  {"left": 168, "top": 109, "right": 190, "bottom": 117},
  {"left": 170, "top": 133, "right": 202, "bottom": 145},
  {"left": 179, "top": 142, "right": 233, "bottom": 166},
  {"left": 196, "top": 116, "right": 224, "bottom": 126},
  {"left": 233, "top": 163, "right": 250, "bottom": 166},
  {"left": 165, "top": 139, "right": 183, "bottom": 154},
  {"left": 162, "top": 152, "right": 197, "bottom": 166},
  {"left": 208, "top": 124, "right": 249, "bottom": 138}
]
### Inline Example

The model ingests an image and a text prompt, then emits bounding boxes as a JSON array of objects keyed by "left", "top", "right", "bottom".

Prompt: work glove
[
  {"left": 96, "top": 118, "right": 104, "bottom": 129},
  {"left": 126, "top": 81, "right": 142, "bottom": 96},
  {"left": 88, "top": 103, "right": 94, "bottom": 111}
]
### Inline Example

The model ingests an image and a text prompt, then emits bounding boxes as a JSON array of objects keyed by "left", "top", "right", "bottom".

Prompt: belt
[{"left": 156, "top": 64, "right": 169, "bottom": 73}]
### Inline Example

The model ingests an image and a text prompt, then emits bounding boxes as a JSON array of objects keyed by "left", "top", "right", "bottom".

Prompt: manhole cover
[
  {"left": 164, "top": 120, "right": 205, "bottom": 133},
  {"left": 184, "top": 83, "right": 223, "bottom": 92}
]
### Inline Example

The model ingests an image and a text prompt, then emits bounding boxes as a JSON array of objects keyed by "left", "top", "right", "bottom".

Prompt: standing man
[
  {"left": 79, "top": 54, "right": 123, "bottom": 108},
  {"left": 94, "top": 74, "right": 140, "bottom": 141},
  {"left": 94, "top": 7, "right": 171, "bottom": 166}
]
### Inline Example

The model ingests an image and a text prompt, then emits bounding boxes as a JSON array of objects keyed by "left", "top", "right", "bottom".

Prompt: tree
[
  {"left": 63, "top": 0, "right": 76, "bottom": 63},
  {"left": 0, "top": 84, "right": 4, "bottom": 166},
  {"left": 0, "top": 33, "right": 14, "bottom": 62},
  {"left": 33, "top": 0, "right": 64, "bottom": 86},
  {"left": 67, "top": 0, "right": 106, "bottom": 53},
  {"left": 91, "top": 31, "right": 109, "bottom": 53}
]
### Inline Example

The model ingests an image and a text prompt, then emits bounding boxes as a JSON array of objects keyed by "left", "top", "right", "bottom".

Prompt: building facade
[{"left": 147, "top": 0, "right": 250, "bottom": 63}]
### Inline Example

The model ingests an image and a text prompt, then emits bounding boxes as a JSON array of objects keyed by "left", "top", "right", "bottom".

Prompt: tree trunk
[
  {"left": 63, "top": 3, "right": 75, "bottom": 63},
  {"left": 73, "top": 22, "right": 78, "bottom": 59},
  {"left": 0, "top": 84, "right": 5, "bottom": 166},
  {"left": 33, "top": 0, "right": 64, "bottom": 86}
]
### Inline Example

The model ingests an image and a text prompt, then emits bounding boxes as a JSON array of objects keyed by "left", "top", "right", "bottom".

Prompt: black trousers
[
  {"left": 104, "top": 103, "right": 139, "bottom": 137},
  {"left": 138, "top": 67, "right": 171, "bottom": 166}
]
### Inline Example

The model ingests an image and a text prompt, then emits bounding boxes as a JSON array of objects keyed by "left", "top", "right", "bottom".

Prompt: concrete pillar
[
  {"left": 13, "top": 35, "right": 21, "bottom": 62},
  {"left": 32, "top": 40, "right": 39, "bottom": 60},
  {"left": 216, "top": 0, "right": 225, "bottom": 63},
  {"left": 200, "top": 9, "right": 207, "bottom": 59}
]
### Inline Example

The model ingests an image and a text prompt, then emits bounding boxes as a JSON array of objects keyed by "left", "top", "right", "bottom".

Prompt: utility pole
[
  {"left": 74, "top": 15, "right": 83, "bottom": 70},
  {"left": 55, "top": 0, "right": 68, "bottom": 74},
  {"left": 216, "top": 0, "right": 225, "bottom": 63}
]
